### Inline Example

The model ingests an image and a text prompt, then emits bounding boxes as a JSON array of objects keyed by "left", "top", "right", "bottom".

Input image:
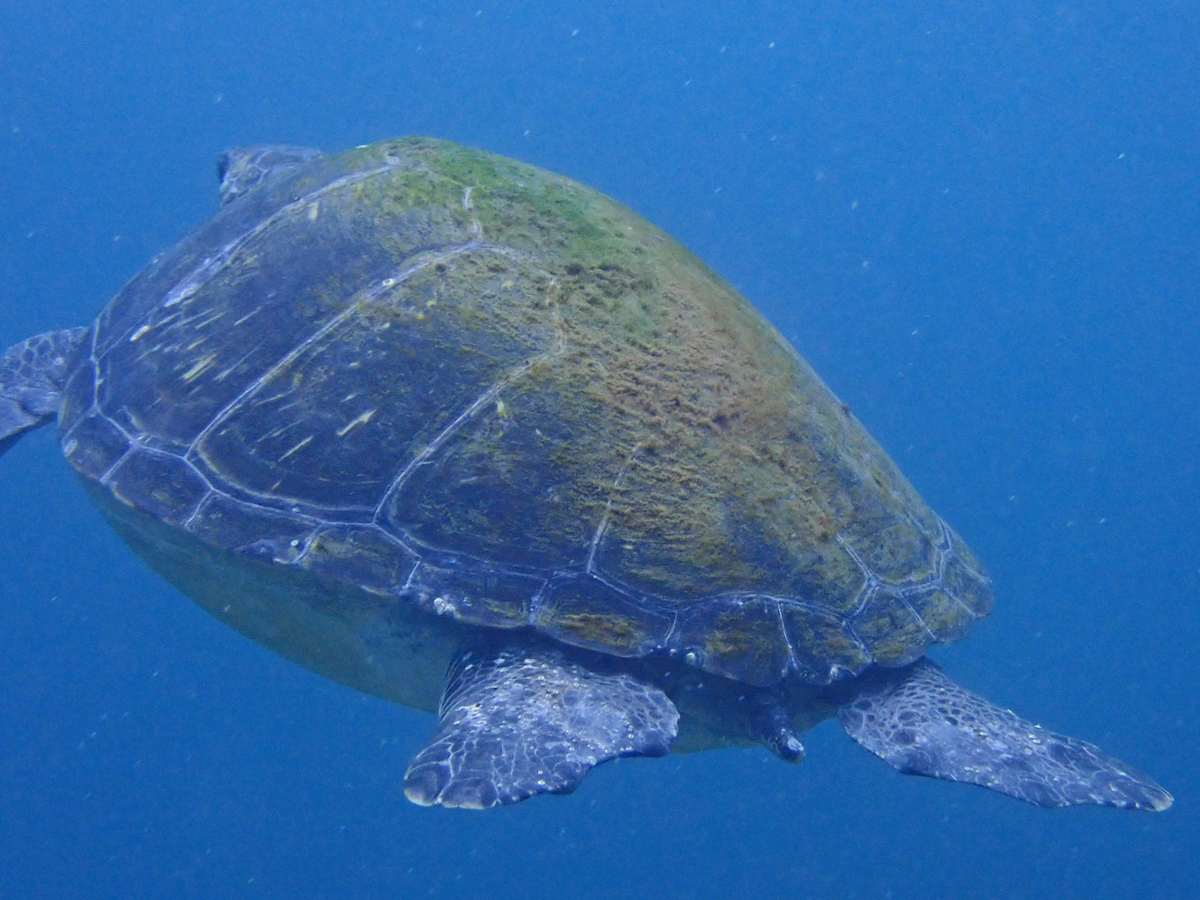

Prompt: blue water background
[{"left": 2, "top": 2, "right": 1197, "bottom": 897}]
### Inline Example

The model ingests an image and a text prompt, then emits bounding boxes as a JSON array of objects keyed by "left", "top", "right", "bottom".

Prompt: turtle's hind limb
[{"left": 839, "top": 658, "right": 1172, "bottom": 811}]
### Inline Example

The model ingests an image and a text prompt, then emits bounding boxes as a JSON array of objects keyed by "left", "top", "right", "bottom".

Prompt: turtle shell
[{"left": 57, "top": 137, "right": 992, "bottom": 687}]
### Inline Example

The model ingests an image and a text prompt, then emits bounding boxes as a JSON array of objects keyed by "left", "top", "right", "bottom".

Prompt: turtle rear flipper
[
  {"left": 404, "top": 640, "right": 679, "bottom": 809},
  {"left": 0, "top": 327, "right": 88, "bottom": 457},
  {"left": 839, "top": 659, "right": 1172, "bottom": 811}
]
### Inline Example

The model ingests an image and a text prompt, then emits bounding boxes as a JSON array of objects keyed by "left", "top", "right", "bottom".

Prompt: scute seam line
[
  {"left": 184, "top": 243, "right": 487, "bottom": 468},
  {"left": 372, "top": 267, "right": 567, "bottom": 522}
]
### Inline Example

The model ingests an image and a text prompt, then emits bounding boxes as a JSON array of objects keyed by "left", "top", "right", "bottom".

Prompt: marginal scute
[
  {"left": 942, "top": 536, "right": 994, "bottom": 617},
  {"left": 907, "top": 587, "right": 976, "bottom": 643},
  {"left": 778, "top": 603, "right": 871, "bottom": 683},
  {"left": 62, "top": 413, "right": 130, "bottom": 479},
  {"left": 187, "top": 494, "right": 315, "bottom": 563},
  {"left": 670, "top": 596, "right": 791, "bottom": 687},
  {"left": 408, "top": 561, "right": 543, "bottom": 629},
  {"left": 300, "top": 525, "right": 418, "bottom": 596},
  {"left": 105, "top": 449, "right": 209, "bottom": 526},
  {"left": 535, "top": 576, "right": 672, "bottom": 657},
  {"left": 851, "top": 588, "right": 933, "bottom": 667}
]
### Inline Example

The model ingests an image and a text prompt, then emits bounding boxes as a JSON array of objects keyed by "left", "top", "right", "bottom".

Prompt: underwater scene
[{"left": 1, "top": 1, "right": 1197, "bottom": 898}]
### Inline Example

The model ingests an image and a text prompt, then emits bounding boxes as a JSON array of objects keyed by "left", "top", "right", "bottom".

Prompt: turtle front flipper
[
  {"left": 0, "top": 327, "right": 88, "bottom": 457},
  {"left": 404, "top": 640, "right": 679, "bottom": 809},
  {"left": 839, "top": 659, "right": 1172, "bottom": 811}
]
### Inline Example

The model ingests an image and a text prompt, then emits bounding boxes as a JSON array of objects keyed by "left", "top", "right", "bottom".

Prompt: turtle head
[{"left": 216, "top": 144, "right": 323, "bottom": 207}]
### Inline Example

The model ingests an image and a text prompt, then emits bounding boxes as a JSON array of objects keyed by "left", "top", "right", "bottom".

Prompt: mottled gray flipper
[
  {"left": 216, "top": 145, "right": 322, "bottom": 206},
  {"left": 404, "top": 642, "right": 679, "bottom": 809},
  {"left": 840, "top": 659, "right": 1172, "bottom": 811},
  {"left": 0, "top": 327, "right": 88, "bottom": 457}
]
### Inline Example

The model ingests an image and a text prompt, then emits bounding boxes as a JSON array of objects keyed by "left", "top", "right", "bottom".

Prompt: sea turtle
[{"left": 0, "top": 137, "right": 1170, "bottom": 811}]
